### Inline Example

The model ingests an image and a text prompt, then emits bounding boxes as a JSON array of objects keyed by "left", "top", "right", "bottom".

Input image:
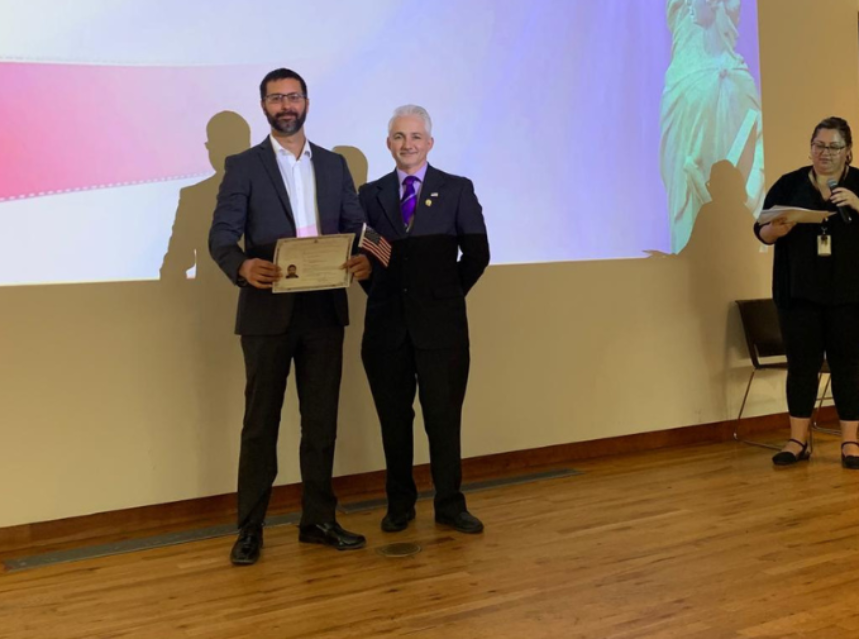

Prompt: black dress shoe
[
  {"left": 772, "top": 438, "right": 811, "bottom": 466},
  {"left": 230, "top": 525, "right": 263, "bottom": 566},
  {"left": 842, "top": 441, "right": 859, "bottom": 469},
  {"left": 381, "top": 508, "right": 416, "bottom": 533},
  {"left": 298, "top": 522, "right": 366, "bottom": 550},
  {"left": 435, "top": 511, "right": 484, "bottom": 534}
]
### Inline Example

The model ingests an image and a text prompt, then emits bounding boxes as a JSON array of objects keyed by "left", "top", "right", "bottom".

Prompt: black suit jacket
[
  {"left": 358, "top": 165, "right": 489, "bottom": 350},
  {"left": 209, "top": 137, "right": 365, "bottom": 335}
]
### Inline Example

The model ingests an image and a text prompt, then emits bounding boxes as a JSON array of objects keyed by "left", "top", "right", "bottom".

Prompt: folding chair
[{"left": 734, "top": 299, "right": 830, "bottom": 449}]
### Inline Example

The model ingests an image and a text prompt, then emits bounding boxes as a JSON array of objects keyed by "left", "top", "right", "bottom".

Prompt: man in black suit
[
  {"left": 209, "top": 68, "right": 371, "bottom": 564},
  {"left": 359, "top": 105, "right": 490, "bottom": 534}
]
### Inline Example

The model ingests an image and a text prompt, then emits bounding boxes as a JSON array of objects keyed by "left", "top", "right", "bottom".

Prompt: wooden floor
[{"left": 5, "top": 436, "right": 859, "bottom": 639}]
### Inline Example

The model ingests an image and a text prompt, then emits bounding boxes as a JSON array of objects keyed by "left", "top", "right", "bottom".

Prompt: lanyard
[{"left": 809, "top": 166, "right": 848, "bottom": 234}]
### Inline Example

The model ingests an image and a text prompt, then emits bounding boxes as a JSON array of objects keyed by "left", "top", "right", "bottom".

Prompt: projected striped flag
[
  {"left": 358, "top": 224, "right": 392, "bottom": 267},
  {"left": 0, "top": 61, "right": 264, "bottom": 202}
]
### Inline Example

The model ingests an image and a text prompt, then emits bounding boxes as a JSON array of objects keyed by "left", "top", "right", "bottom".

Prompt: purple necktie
[{"left": 401, "top": 175, "right": 418, "bottom": 228}]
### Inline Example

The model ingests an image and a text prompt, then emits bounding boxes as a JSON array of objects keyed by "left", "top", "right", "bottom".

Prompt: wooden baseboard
[{"left": 0, "top": 409, "right": 834, "bottom": 557}]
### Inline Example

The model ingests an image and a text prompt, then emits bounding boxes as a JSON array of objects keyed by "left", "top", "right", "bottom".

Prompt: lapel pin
[
  {"left": 425, "top": 199, "right": 433, "bottom": 207},
  {"left": 431, "top": 192, "right": 439, "bottom": 197}
]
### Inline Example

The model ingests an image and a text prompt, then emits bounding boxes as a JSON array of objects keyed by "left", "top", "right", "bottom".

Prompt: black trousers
[
  {"left": 237, "top": 325, "right": 344, "bottom": 528},
  {"left": 778, "top": 301, "right": 859, "bottom": 420},
  {"left": 362, "top": 336, "right": 470, "bottom": 519}
]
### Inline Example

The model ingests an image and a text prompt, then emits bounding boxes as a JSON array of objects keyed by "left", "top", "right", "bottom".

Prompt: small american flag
[{"left": 359, "top": 224, "right": 392, "bottom": 267}]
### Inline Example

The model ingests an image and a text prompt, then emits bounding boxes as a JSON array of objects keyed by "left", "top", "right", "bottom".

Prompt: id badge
[{"left": 818, "top": 234, "right": 832, "bottom": 257}]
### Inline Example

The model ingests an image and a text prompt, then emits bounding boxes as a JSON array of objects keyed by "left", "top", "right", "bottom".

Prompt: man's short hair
[
  {"left": 388, "top": 105, "right": 433, "bottom": 136},
  {"left": 259, "top": 68, "right": 308, "bottom": 100}
]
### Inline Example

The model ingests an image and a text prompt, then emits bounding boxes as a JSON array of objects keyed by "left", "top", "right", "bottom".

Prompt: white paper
[{"left": 758, "top": 206, "right": 834, "bottom": 225}]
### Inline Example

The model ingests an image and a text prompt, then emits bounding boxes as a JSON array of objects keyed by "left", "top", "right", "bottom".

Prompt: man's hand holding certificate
[{"left": 272, "top": 234, "right": 365, "bottom": 293}]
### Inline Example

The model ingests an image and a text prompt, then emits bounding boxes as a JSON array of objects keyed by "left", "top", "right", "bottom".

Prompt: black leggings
[{"left": 778, "top": 301, "right": 859, "bottom": 420}]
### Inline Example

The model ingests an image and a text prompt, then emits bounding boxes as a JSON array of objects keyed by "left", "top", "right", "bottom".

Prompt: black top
[{"left": 754, "top": 165, "right": 859, "bottom": 308}]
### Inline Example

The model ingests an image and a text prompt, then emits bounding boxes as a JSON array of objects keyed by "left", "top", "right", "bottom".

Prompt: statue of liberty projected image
[{"left": 660, "top": 0, "right": 764, "bottom": 253}]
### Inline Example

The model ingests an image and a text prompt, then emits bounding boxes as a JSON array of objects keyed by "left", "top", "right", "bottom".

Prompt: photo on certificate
[{"left": 272, "top": 234, "right": 355, "bottom": 294}]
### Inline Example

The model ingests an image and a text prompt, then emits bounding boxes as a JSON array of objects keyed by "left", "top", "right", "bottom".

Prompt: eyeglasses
[
  {"left": 264, "top": 92, "right": 306, "bottom": 105},
  {"left": 811, "top": 142, "right": 847, "bottom": 154}
]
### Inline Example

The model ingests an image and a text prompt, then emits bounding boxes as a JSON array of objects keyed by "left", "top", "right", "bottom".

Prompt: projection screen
[{"left": 0, "top": 0, "right": 763, "bottom": 285}]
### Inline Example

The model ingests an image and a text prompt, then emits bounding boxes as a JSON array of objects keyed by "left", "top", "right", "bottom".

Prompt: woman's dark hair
[
  {"left": 811, "top": 116, "right": 853, "bottom": 164},
  {"left": 259, "top": 68, "right": 308, "bottom": 100}
]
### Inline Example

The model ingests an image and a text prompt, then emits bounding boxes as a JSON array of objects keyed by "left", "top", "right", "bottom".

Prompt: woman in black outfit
[{"left": 755, "top": 117, "right": 859, "bottom": 468}]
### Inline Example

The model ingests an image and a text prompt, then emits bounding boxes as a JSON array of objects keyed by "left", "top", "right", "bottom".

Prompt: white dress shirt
[{"left": 270, "top": 134, "right": 319, "bottom": 237}]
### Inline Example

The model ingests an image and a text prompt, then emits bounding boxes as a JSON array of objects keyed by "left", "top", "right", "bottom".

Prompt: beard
[{"left": 266, "top": 107, "right": 307, "bottom": 135}]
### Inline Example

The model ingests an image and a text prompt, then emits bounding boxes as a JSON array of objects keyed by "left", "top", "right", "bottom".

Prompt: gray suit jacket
[
  {"left": 209, "top": 137, "right": 365, "bottom": 335},
  {"left": 359, "top": 165, "right": 489, "bottom": 350}
]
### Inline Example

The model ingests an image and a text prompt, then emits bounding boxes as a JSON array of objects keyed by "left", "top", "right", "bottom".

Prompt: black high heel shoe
[
  {"left": 841, "top": 441, "right": 859, "bottom": 469},
  {"left": 772, "top": 438, "right": 811, "bottom": 466}
]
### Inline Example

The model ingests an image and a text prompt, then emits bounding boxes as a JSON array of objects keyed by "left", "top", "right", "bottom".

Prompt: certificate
[{"left": 272, "top": 234, "right": 354, "bottom": 293}]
